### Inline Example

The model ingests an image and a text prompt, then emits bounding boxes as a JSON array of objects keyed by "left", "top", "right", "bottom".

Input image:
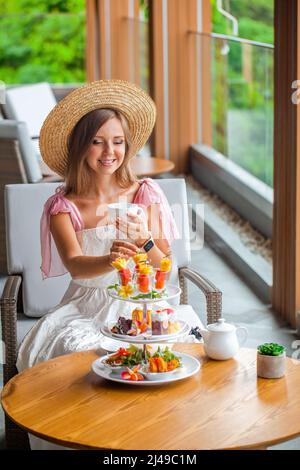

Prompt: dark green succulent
[{"left": 257, "top": 343, "right": 285, "bottom": 356}]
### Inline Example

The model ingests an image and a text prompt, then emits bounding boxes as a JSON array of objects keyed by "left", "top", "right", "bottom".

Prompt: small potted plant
[{"left": 257, "top": 343, "right": 286, "bottom": 379}]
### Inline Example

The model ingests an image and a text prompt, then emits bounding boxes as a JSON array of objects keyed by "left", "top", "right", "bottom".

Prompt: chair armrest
[
  {"left": 179, "top": 267, "right": 222, "bottom": 325},
  {"left": 0, "top": 275, "right": 22, "bottom": 384}
]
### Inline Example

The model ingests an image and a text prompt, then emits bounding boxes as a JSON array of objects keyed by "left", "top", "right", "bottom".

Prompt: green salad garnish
[
  {"left": 152, "top": 346, "right": 182, "bottom": 366},
  {"left": 131, "top": 290, "right": 163, "bottom": 300}
]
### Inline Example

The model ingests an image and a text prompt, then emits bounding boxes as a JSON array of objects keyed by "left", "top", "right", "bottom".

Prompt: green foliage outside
[
  {"left": 139, "top": 0, "right": 149, "bottom": 21},
  {"left": 0, "top": 0, "right": 86, "bottom": 84},
  {"left": 211, "top": 0, "right": 274, "bottom": 187},
  {"left": 0, "top": 0, "right": 149, "bottom": 86}
]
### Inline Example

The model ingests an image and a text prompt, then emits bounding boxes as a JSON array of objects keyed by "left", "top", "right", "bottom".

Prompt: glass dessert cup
[
  {"left": 154, "top": 268, "right": 170, "bottom": 292},
  {"left": 118, "top": 268, "right": 132, "bottom": 287},
  {"left": 135, "top": 272, "right": 154, "bottom": 294},
  {"left": 132, "top": 307, "right": 152, "bottom": 326}
]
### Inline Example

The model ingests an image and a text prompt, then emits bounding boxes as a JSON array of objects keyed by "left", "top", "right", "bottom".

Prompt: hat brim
[{"left": 39, "top": 80, "right": 156, "bottom": 176}]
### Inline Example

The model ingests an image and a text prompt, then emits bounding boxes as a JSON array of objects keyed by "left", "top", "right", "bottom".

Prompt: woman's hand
[
  {"left": 116, "top": 213, "right": 151, "bottom": 248},
  {"left": 109, "top": 240, "right": 139, "bottom": 263}
]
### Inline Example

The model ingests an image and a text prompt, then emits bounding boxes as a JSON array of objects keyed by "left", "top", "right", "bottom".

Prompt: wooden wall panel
[
  {"left": 167, "top": 0, "right": 200, "bottom": 172},
  {"left": 88, "top": 0, "right": 141, "bottom": 81},
  {"left": 273, "top": 0, "right": 300, "bottom": 327},
  {"left": 86, "top": 0, "right": 98, "bottom": 81},
  {"left": 97, "top": 0, "right": 108, "bottom": 79},
  {"left": 150, "top": 0, "right": 165, "bottom": 160},
  {"left": 110, "top": 0, "right": 131, "bottom": 81},
  {"left": 151, "top": 0, "right": 211, "bottom": 170},
  {"left": 132, "top": 0, "right": 141, "bottom": 87}
]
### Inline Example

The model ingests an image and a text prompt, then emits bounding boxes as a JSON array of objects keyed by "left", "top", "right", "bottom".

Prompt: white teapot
[{"left": 199, "top": 318, "right": 248, "bottom": 360}]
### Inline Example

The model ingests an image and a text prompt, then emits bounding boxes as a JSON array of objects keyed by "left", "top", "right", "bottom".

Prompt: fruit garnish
[
  {"left": 160, "top": 258, "right": 172, "bottom": 272},
  {"left": 118, "top": 284, "right": 134, "bottom": 298},
  {"left": 138, "top": 321, "right": 149, "bottom": 333},
  {"left": 111, "top": 257, "right": 128, "bottom": 270},
  {"left": 138, "top": 264, "right": 153, "bottom": 275},
  {"left": 118, "top": 348, "right": 131, "bottom": 356},
  {"left": 167, "top": 359, "right": 180, "bottom": 371},
  {"left": 166, "top": 308, "right": 174, "bottom": 314},
  {"left": 133, "top": 253, "right": 148, "bottom": 265},
  {"left": 121, "top": 371, "right": 132, "bottom": 380},
  {"left": 121, "top": 366, "right": 144, "bottom": 381}
]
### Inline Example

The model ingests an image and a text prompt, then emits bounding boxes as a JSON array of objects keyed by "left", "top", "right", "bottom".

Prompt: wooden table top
[
  {"left": 2, "top": 344, "right": 300, "bottom": 450},
  {"left": 130, "top": 156, "right": 175, "bottom": 177},
  {"left": 40, "top": 156, "right": 175, "bottom": 179}
]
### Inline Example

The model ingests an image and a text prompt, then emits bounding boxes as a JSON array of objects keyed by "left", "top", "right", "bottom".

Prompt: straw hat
[{"left": 39, "top": 79, "right": 156, "bottom": 176}]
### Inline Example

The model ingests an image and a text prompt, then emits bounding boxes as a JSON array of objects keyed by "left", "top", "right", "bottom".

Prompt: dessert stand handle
[
  {"left": 143, "top": 344, "right": 148, "bottom": 363},
  {"left": 143, "top": 302, "right": 148, "bottom": 322},
  {"left": 143, "top": 301, "right": 151, "bottom": 359}
]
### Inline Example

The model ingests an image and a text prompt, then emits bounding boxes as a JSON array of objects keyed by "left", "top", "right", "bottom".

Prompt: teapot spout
[{"left": 199, "top": 327, "right": 210, "bottom": 343}]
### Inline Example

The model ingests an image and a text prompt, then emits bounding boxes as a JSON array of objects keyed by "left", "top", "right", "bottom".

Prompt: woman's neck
[{"left": 87, "top": 174, "right": 120, "bottom": 200}]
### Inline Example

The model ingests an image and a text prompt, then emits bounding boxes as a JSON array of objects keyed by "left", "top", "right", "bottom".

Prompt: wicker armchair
[{"left": 1, "top": 180, "right": 222, "bottom": 449}]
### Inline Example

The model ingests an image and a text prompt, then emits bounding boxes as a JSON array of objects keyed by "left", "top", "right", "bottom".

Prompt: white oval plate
[
  {"left": 101, "top": 321, "right": 190, "bottom": 344},
  {"left": 107, "top": 284, "right": 181, "bottom": 304},
  {"left": 92, "top": 352, "right": 200, "bottom": 386}
]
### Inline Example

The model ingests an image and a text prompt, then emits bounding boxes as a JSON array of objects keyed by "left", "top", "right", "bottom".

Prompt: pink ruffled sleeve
[
  {"left": 134, "top": 178, "right": 179, "bottom": 244},
  {"left": 40, "top": 186, "right": 84, "bottom": 279}
]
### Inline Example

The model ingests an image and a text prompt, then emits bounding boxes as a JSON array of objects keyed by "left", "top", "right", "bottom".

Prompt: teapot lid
[{"left": 207, "top": 318, "right": 235, "bottom": 333}]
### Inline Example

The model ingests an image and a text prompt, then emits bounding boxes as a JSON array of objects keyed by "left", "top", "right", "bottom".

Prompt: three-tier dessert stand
[{"left": 94, "top": 285, "right": 201, "bottom": 385}]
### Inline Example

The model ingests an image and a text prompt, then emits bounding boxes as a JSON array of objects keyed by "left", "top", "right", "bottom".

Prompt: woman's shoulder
[
  {"left": 43, "top": 185, "right": 83, "bottom": 227},
  {"left": 134, "top": 178, "right": 164, "bottom": 205},
  {"left": 44, "top": 185, "right": 71, "bottom": 212}
]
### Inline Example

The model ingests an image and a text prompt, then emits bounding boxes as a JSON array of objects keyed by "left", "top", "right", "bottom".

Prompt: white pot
[{"left": 257, "top": 351, "right": 286, "bottom": 379}]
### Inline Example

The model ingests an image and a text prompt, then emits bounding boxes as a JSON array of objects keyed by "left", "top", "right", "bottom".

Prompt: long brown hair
[{"left": 65, "top": 108, "right": 137, "bottom": 196}]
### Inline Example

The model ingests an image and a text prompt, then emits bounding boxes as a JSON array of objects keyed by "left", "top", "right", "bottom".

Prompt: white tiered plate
[
  {"left": 101, "top": 320, "right": 190, "bottom": 344},
  {"left": 91, "top": 352, "right": 200, "bottom": 386},
  {"left": 99, "top": 336, "right": 130, "bottom": 352},
  {"left": 107, "top": 284, "right": 181, "bottom": 303}
]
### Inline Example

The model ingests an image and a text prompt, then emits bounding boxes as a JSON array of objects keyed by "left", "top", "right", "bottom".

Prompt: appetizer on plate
[{"left": 140, "top": 347, "right": 183, "bottom": 381}]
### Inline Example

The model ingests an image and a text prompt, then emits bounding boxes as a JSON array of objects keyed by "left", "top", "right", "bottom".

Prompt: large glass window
[
  {"left": 127, "top": 0, "right": 151, "bottom": 157},
  {"left": 208, "top": 0, "right": 274, "bottom": 187},
  {"left": 0, "top": 0, "right": 86, "bottom": 84}
]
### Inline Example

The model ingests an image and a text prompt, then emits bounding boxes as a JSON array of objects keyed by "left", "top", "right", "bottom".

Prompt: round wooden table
[
  {"left": 2, "top": 344, "right": 300, "bottom": 450},
  {"left": 40, "top": 156, "right": 174, "bottom": 179},
  {"left": 130, "top": 156, "right": 175, "bottom": 177}
]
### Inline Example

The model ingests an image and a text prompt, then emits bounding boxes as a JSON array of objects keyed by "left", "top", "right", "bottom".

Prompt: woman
[{"left": 16, "top": 80, "right": 200, "bottom": 448}]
